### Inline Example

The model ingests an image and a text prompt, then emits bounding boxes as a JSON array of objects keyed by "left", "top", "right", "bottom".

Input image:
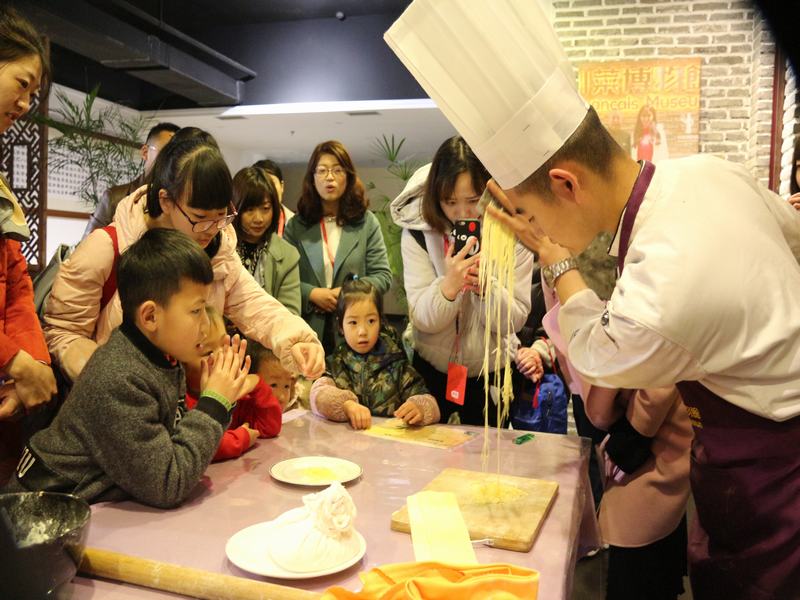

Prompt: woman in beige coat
[{"left": 43, "top": 136, "right": 324, "bottom": 382}]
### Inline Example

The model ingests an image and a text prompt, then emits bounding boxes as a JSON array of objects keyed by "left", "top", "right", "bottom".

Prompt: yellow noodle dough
[
  {"left": 479, "top": 209, "right": 517, "bottom": 473},
  {"left": 467, "top": 481, "right": 528, "bottom": 505},
  {"left": 298, "top": 467, "right": 338, "bottom": 483}
]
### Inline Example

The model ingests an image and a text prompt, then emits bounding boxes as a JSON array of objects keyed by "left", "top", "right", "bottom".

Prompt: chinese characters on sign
[{"left": 578, "top": 58, "right": 701, "bottom": 162}]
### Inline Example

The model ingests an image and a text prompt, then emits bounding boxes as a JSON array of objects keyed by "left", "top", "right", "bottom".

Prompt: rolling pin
[{"left": 79, "top": 547, "right": 323, "bottom": 600}]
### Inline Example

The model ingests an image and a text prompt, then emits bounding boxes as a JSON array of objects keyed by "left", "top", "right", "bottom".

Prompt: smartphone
[{"left": 453, "top": 219, "right": 481, "bottom": 256}]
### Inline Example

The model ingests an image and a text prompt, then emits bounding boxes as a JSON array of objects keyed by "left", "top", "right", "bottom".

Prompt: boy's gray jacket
[{"left": 12, "top": 323, "right": 230, "bottom": 508}]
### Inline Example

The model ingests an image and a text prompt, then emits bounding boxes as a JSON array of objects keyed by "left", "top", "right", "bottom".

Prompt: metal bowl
[{"left": 0, "top": 491, "right": 91, "bottom": 598}]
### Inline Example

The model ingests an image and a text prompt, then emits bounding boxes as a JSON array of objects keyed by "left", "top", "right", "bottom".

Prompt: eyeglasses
[
  {"left": 314, "top": 166, "right": 346, "bottom": 178},
  {"left": 173, "top": 200, "right": 237, "bottom": 233}
]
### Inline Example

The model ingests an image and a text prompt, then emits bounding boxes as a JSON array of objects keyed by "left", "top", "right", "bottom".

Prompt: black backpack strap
[{"left": 408, "top": 229, "right": 427, "bottom": 253}]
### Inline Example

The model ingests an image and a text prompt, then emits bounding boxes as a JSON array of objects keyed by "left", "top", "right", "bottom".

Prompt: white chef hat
[{"left": 385, "top": 0, "right": 589, "bottom": 189}]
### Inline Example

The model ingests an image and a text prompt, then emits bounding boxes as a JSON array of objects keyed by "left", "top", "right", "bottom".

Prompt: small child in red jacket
[
  {"left": 184, "top": 307, "right": 282, "bottom": 461},
  {"left": 247, "top": 342, "right": 297, "bottom": 412}
]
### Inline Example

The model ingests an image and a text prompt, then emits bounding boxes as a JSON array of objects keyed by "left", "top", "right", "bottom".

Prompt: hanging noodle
[{"left": 478, "top": 201, "right": 517, "bottom": 473}]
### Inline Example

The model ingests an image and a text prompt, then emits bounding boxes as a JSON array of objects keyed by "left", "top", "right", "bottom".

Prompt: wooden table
[{"left": 60, "top": 412, "right": 599, "bottom": 599}]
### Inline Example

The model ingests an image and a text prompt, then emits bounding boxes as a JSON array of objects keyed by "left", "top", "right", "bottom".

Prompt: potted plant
[
  {"left": 367, "top": 134, "right": 423, "bottom": 314},
  {"left": 34, "top": 85, "right": 147, "bottom": 209}
]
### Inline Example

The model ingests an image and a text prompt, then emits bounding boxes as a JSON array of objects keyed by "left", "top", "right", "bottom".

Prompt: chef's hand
[
  {"left": 441, "top": 237, "right": 480, "bottom": 300},
  {"left": 484, "top": 180, "right": 572, "bottom": 266},
  {"left": 4, "top": 350, "right": 57, "bottom": 410},
  {"left": 789, "top": 193, "right": 800, "bottom": 211},
  {"left": 291, "top": 342, "right": 325, "bottom": 379},
  {"left": 343, "top": 400, "right": 371, "bottom": 430},
  {"left": 394, "top": 400, "right": 423, "bottom": 425}
]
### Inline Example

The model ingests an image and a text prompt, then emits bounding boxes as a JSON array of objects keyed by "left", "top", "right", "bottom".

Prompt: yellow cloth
[{"left": 322, "top": 562, "right": 539, "bottom": 600}]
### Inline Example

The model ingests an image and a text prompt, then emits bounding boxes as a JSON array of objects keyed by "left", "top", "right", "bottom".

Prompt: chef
[{"left": 385, "top": 1, "right": 800, "bottom": 598}]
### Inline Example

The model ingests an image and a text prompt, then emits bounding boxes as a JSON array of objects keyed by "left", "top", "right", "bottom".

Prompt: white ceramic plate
[
  {"left": 269, "top": 456, "right": 362, "bottom": 487},
  {"left": 225, "top": 515, "right": 367, "bottom": 579}
]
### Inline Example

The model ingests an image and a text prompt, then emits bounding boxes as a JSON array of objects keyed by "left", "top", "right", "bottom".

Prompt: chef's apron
[{"left": 619, "top": 161, "right": 800, "bottom": 600}]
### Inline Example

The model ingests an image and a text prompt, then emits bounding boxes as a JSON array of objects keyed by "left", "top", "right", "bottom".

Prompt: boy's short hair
[
  {"left": 118, "top": 228, "right": 213, "bottom": 322},
  {"left": 515, "top": 106, "right": 625, "bottom": 199}
]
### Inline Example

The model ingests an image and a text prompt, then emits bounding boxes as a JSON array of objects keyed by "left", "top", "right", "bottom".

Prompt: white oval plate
[
  {"left": 225, "top": 516, "right": 366, "bottom": 579},
  {"left": 269, "top": 456, "right": 362, "bottom": 487}
]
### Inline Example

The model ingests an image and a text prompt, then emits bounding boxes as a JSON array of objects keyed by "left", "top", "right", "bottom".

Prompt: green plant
[
  {"left": 368, "top": 135, "right": 424, "bottom": 313},
  {"left": 34, "top": 85, "right": 148, "bottom": 208}
]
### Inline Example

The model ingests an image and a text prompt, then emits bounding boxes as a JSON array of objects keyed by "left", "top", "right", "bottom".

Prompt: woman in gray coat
[
  {"left": 232, "top": 167, "right": 302, "bottom": 316},
  {"left": 284, "top": 140, "right": 392, "bottom": 352}
]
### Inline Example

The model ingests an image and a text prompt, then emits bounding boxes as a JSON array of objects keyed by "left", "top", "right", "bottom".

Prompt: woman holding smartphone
[{"left": 390, "top": 136, "right": 534, "bottom": 425}]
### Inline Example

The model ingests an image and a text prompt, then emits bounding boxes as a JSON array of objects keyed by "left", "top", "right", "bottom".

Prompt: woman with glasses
[
  {"left": 232, "top": 166, "right": 301, "bottom": 316},
  {"left": 43, "top": 136, "right": 325, "bottom": 383},
  {"left": 284, "top": 140, "right": 392, "bottom": 352}
]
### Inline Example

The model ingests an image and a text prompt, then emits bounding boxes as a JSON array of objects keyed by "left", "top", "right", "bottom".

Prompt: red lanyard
[
  {"left": 277, "top": 208, "right": 286, "bottom": 237},
  {"left": 443, "top": 234, "right": 451, "bottom": 255},
  {"left": 320, "top": 218, "right": 336, "bottom": 269}
]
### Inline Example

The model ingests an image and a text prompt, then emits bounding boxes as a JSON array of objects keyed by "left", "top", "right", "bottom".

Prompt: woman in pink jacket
[{"left": 43, "top": 135, "right": 324, "bottom": 382}]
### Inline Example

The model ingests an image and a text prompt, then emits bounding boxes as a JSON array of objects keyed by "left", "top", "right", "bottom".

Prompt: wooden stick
[{"left": 79, "top": 547, "right": 323, "bottom": 600}]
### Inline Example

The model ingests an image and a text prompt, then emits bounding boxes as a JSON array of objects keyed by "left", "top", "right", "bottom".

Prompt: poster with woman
[{"left": 578, "top": 58, "right": 701, "bottom": 162}]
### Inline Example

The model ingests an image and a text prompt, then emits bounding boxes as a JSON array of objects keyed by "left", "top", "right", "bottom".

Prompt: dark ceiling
[
  {"left": 119, "top": 0, "right": 411, "bottom": 28},
  {"left": 30, "top": 0, "right": 415, "bottom": 110}
]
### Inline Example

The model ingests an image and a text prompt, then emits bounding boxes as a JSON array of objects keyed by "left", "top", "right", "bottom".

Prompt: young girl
[
  {"left": 284, "top": 140, "right": 392, "bottom": 353},
  {"left": 43, "top": 134, "right": 324, "bottom": 383},
  {"left": 390, "top": 136, "right": 534, "bottom": 426},
  {"left": 184, "top": 308, "right": 282, "bottom": 461},
  {"left": 310, "top": 278, "right": 439, "bottom": 430},
  {"left": 252, "top": 159, "right": 295, "bottom": 231},
  {"left": 232, "top": 166, "right": 302, "bottom": 316}
]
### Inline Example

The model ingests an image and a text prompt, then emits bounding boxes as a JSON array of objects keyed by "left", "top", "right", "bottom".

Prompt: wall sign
[{"left": 578, "top": 58, "right": 701, "bottom": 162}]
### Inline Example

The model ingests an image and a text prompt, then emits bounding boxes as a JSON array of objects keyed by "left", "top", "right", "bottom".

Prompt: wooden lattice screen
[{"left": 0, "top": 102, "right": 47, "bottom": 270}]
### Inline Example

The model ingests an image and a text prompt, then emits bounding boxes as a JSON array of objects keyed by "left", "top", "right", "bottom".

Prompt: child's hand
[
  {"left": 789, "top": 193, "right": 800, "bottom": 211},
  {"left": 241, "top": 422, "right": 259, "bottom": 447},
  {"left": 394, "top": 400, "right": 423, "bottom": 425},
  {"left": 201, "top": 335, "right": 251, "bottom": 405},
  {"left": 343, "top": 400, "right": 371, "bottom": 430},
  {"left": 516, "top": 347, "right": 544, "bottom": 382},
  {"left": 291, "top": 342, "right": 325, "bottom": 379}
]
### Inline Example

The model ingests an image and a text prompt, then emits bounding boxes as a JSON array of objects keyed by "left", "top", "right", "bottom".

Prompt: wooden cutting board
[{"left": 391, "top": 468, "right": 558, "bottom": 553}]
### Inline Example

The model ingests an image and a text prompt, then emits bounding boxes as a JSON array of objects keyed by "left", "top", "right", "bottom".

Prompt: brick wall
[{"left": 552, "top": 0, "right": 776, "bottom": 187}]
